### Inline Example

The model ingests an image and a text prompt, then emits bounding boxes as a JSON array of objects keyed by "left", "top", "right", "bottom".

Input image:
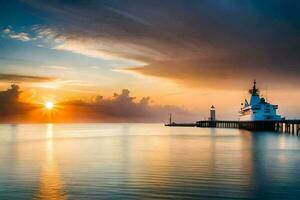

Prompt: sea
[{"left": 1, "top": 123, "right": 300, "bottom": 200}]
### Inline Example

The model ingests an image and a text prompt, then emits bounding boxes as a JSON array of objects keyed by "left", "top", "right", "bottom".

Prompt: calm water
[{"left": 1, "top": 124, "right": 300, "bottom": 200}]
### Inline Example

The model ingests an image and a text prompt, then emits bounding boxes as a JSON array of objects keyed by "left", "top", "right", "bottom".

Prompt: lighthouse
[{"left": 210, "top": 105, "right": 216, "bottom": 121}]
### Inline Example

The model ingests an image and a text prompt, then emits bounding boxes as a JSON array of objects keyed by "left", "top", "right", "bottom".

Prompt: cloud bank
[
  {"left": 0, "top": 73, "right": 54, "bottom": 82},
  {"left": 22, "top": 0, "right": 300, "bottom": 89},
  {"left": 62, "top": 89, "right": 197, "bottom": 122}
]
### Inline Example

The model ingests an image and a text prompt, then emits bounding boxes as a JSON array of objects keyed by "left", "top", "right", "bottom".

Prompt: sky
[{"left": 0, "top": 0, "right": 300, "bottom": 122}]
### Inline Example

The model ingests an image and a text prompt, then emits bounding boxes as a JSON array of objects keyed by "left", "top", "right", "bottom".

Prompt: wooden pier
[
  {"left": 166, "top": 120, "right": 300, "bottom": 135},
  {"left": 165, "top": 123, "right": 197, "bottom": 127}
]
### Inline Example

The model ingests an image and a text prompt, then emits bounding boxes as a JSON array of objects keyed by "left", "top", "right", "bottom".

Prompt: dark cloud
[
  {"left": 0, "top": 84, "right": 33, "bottom": 117},
  {"left": 128, "top": 56, "right": 300, "bottom": 90},
  {"left": 23, "top": 0, "right": 300, "bottom": 89},
  {"left": 0, "top": 85, "right": 21, "bottom": 116},
  {"left": 0, "top": 73, "right": 54, "bottom": 82}
]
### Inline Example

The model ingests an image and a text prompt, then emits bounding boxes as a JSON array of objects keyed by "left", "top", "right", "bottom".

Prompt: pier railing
[{"left": 166, "top": 120, "right": 300, "bottom": 135}]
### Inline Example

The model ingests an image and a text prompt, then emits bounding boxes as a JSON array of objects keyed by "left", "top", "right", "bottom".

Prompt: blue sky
[{"left": 0, "top": 0, "right": 141, "bottom": 85}]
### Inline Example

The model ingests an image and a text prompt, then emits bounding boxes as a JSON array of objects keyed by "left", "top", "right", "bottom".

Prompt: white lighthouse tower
[{"left": 210, "top": 105, "right": 216, "bottom": 121}]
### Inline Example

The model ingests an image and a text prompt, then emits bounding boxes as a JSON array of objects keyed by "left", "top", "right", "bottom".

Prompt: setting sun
[{"left": 45, "top": 101, "right": 54, "bottom": 110}]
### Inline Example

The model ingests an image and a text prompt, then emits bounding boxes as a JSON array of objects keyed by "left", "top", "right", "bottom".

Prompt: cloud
[
  {"left": 23, "top": 0, "right": 300, "bottom": 89},
  {"left": 62, "top": 89, "right": 197, "bottom": 122},
  {"left": 0, "top": 73, "right": 54, "bottom": 82},
  {"left": 53, "top": 39, "right": 117, "bottom": 60},
  {"left": 32, "top": 26, "right": 161, "bottom": 62},
  {"left": 2, "top": 28, "right": 32, "bottom": 41},
  {"left": 0, "top": 84, "right": 21, "bottom": 116},
  {"left": 128, "top": 57, "right": 300, "bottom": 90},
  {"left": 0, "top": 84, "right": 33, "bottom": 117},
  {"left": 32, "top": 25, "right": 65, "bottom": 43},
  {"left": 40, "top": 65, "right": 71, "bottom": 70},
  {"left": 2, "top": 28, "right": 11, "bottom": 34},
  {"left": 8, "top": 32, "right": 31, "bottom": 41}
]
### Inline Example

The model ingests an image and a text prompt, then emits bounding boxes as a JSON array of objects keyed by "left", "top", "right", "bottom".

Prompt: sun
[{"left": 45, "top": 101, "right": 54, "bottom": 110}]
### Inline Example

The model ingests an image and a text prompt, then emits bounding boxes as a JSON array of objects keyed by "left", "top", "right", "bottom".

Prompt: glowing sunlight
[{"left": 45, "top": 101, "right": 54, "bottom": 110}]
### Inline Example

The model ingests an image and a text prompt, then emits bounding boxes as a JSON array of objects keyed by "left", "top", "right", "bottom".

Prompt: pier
[
  {"left": 166, "top": 120, "right": 300, "bottom": 135},
  {"left": 166, "top": 81, "right": 300, "bottom": 135}
]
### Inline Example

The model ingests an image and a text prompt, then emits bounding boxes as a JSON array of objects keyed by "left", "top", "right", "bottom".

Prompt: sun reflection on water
[{"left": 34, "top": 124, "right": 67, "bottom": 200}]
